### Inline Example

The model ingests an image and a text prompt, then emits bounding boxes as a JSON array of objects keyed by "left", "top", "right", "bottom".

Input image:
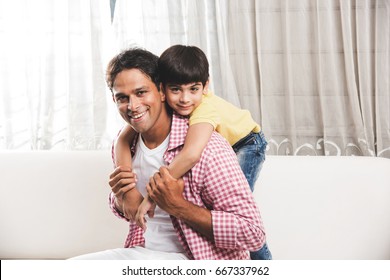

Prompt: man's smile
[{"left": 129, "top": 110, "right": 148, "bottom": 120}]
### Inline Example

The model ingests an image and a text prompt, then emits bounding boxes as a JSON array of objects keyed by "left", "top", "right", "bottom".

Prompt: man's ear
[{"left": 111, "top": 93, "right": 116, "bottom": 103}]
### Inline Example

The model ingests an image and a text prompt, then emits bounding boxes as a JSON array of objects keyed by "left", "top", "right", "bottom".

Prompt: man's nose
[{"left": 128, "top": 96, "right": 140, "bottom": 111}]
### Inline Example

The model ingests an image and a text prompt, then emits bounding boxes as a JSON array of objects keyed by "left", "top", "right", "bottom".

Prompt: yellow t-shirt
[{"left": 189, "top": 92, "right": 261, "bottom": 146}]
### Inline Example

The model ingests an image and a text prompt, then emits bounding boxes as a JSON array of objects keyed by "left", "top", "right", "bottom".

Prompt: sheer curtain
[
  {"left": 111, "top": 0, "right": 244, "bottom": 105},
  {"left": 0, "top": 0, "right": 115, "bottom": 150},
  {"left": 1, "top": 0, "right": 389, "bottom": 157},
  {"left": 112, "top": 0, "right": 389, "bottom": 157},
  {"left": 224, "top": 0, "right": 389, "bottom": 157}
]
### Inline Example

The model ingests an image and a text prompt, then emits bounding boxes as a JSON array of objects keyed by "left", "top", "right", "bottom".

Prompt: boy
[{"left": 114, "top": 45, "right": 271, "bottom": 260}]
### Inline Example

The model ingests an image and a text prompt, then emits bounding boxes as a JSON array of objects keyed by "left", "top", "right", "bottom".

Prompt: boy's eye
[
  {"left": 169, "top": 87, "right": 180, "bottom": 93},
  {"left": 190, "top": 87, "right": 200, "bottom": 92}
]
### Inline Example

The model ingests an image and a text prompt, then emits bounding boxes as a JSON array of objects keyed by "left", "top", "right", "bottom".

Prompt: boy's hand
[{"left": 135, "top": 196, "right": 156, "bottom": 230}]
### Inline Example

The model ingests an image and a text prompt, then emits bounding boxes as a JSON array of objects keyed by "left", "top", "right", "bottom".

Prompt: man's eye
[
  {"left": 137, "top": 91, "right": 146, "bottom": 96},
  {"left": 116, "top": 96, "right": 128, "bottom": 103}
]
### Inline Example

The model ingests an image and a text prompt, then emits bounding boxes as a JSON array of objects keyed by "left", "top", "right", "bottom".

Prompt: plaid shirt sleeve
[
  {"left": 108, "top": 131, "right": 145, "bottom": 248},
  {"left": 200, "top": 134, "right": 265, "bottom": 252}
]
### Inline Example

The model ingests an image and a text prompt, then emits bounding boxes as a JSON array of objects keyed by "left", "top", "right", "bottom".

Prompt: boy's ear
[
  {"left": 203, "top": 79, "right": 210, "bottom": 94},
  {"left": 159, "top": 82, "right": 166, "bottom": 101}
]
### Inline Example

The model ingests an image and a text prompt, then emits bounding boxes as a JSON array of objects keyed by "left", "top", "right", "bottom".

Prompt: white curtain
[
  {"left": 224, "top": 0, "right": 390, "bottom": 157},
  {"left": 0, "top": 0, "right": 116, "bottom": 150},
  {"left": 111, "top": 0, "right": 390, "bottom": 157},
  {"left": 1, "top": 0, "right": 389, "bottom": 157},
  {"left": 111, "top": 0, "right": 244, "bottom": 106}
]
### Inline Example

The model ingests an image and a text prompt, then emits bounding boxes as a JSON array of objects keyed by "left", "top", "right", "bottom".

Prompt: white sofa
[{"left": 0, "top": 151, "right": 389, "bottom": 260}]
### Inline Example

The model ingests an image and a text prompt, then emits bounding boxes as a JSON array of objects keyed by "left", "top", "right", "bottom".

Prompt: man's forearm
[
  {"left": 171, "top": 200, "right": 214, "bottom": 241},
  {"left": 116, "top": 188, "right": 144, "bottom": 220}
]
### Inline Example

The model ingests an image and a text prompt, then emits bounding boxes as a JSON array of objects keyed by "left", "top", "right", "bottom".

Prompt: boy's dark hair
[
  {"left": 106, "top": 48, "right": 160, "bottom": 92},
  {"left": 158, "top": 45, "right": 209, "bottom": 86}
]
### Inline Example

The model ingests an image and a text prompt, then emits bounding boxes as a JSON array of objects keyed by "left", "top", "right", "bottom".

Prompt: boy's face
[
  {"left": 163, "top": 81, "right": 209, "bottom": 116},
  {"left": 112, "top": 69, "right": 166, "bottom": 135}
]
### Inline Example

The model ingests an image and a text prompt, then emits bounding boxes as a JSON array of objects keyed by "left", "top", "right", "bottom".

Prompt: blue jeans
[{"left": 233, "top": 131, "right": 272, "bottom": 260}]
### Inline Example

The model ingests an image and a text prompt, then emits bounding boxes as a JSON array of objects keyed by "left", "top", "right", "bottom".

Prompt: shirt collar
[{"left": 130, "top": 112, "right": 188, "bottom": 156}]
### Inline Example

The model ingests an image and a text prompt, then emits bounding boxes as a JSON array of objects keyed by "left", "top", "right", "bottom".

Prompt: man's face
[{"left": 112, "top": 69, "right": 165, "bottom": 134}]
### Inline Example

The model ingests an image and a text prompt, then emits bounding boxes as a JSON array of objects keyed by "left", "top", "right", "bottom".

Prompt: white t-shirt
[{"left": 132, "top": 134, "right": 185, "bottom": 254}]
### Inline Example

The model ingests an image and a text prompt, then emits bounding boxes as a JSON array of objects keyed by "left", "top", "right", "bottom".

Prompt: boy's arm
[
  {"left": 114, "top": 124, "right": 137, "bottom": 168},
  {"left": 135, "top": 193, "right": 156, "bottom": 230},
  {"left": 112, "top": 125, "right": 142, "bottom": 221},
  {"left": 168, "top": 122, "right": 214, "bottom": 179}
]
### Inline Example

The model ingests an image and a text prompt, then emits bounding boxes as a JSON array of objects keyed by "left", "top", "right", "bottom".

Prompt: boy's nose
[{"left": 180, "top": 92, "right": 190, "bottom": 103}]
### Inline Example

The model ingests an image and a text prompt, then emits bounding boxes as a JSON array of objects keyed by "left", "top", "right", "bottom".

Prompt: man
[{"left": 72, "top": 48, "right": 265, "bottom": 260}]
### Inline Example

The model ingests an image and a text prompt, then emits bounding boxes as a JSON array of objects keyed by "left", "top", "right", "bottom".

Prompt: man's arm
[
  {"left": 109, "top": 166, "right": 143, "bottom": 220},
  {"left": 201, "top": 143, "right": 265, "bottom": 251},
  {"left": 147, "top": 167, "right": 213, "bottom": 240},
  {"left": 148, "top": 139, "right": 265, "bottom": 251}
]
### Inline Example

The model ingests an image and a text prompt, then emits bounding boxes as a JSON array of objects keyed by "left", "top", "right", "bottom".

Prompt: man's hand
[
  {"left": 146, "top": 166, "right": 185, "bottom": 217},
  {"left": 147, "top": 166, "right": 213, "bottom": 240},
  {"left": 109, "top": 166, "right": 143, "bottom": 220},
  {"left": 109, "top": 166, "right": 137, "bottom": 198}
]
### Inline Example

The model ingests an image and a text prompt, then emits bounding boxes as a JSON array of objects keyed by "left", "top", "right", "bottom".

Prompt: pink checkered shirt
[{"left": 109, "top": 113, "right": 265, "bottom": 259}]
